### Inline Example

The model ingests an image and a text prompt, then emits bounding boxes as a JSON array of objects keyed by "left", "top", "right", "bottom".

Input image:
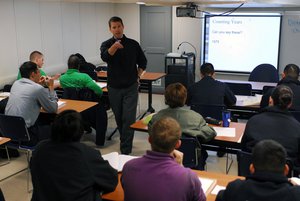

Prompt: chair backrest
[
  {"left": 178, "top": 135, "right": 200, "bottom": 168},
  {"left": 237, "top": 150, "right": 295, "bottom": 177},
  {"left": 0, "top": 98, "right": 8, "bottom": 114},
  {"left": 225, "top": 82, "right": 252, "bottom": 95},
  {"left": 237, "top": 150, "right": 252, "bottom": 176},
  {"left": 3, "top": 84, "right": 12, "bottom": 92},
  {"left": 62, "top": 87, "right": 99, "bottom": 102},
  {"left": 0, "top": 114, "right": 30, "bottom": 144},
  {"left": 0, "top": 188, "right": 5, "bottom": 201},
  {"left": 262, "top": 85, "right": 275, "bottom": 95},
  {"left": 249, "top": 63, "right": 279, "bottom": 83},
  {"left": 95, "top": 65, "right": 108, "bottom": 72},
  {"left": 191, "top": 104, "right": 225, "bottom": 120}
]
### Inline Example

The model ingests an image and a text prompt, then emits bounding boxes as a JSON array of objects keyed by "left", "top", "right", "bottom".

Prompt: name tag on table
[{"left": 212, "top": 127, "right": 236, "bottom": 137}]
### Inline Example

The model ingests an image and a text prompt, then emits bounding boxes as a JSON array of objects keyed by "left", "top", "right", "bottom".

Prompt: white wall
[
  {"left": 115, "top": 4, "right": 140, "bottom": 41},
  {"left": 0, "top": 0, "right": 139, "bottom": 88},
  {"left": 172, "top": 7, "right": 202, "bottom": 81},
  {"left": 2, "top": 2, "right": 299, "bottom": 88}
]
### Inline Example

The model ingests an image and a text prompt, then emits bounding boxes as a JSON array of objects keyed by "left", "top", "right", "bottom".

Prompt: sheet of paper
[
  {"left": 102, "top": 152, "right": 119, "bottom": 171},
  {"left": 0, "top": 92, "right": 10, "bottom": 97},
  {"left": 199, "top": 177, "right": 217, "bottom": 195},
  {"left": 290, "top": 177, "right": 300, "bottom": 185},
  {"left": 57, "top": 100, "right": 66, "bottom": 108},
  {"left": 102, "top": 152, "right": 138, "bottom": 172},
  {"left": 211, "top": 185, "right": 226, "bottom": 195},
  {"left": 236, "top": 94, "right": 262, "bottom": 106},
  {"left": 96, "top": 82, "right": 107, "bottom": 89},
  {"left": 0, "top": 97, "right": 7, "bottom": 101},
  {"left": 118, "top": 155, "right": 138, "bottom": 171},
  {"left": 213, "top": 127, "right": 236, "bottom": 137}
]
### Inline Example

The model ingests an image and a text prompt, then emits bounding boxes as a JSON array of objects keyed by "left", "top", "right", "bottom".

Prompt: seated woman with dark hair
[
  {"left": 148, "top": 82, "right": 216, "bottom": 169},
  {"left": 30, "top": 110, "right": 118, "bottom": 201},
  {"left": 242, "top": 85, "right": 300, "bottom": 169}
]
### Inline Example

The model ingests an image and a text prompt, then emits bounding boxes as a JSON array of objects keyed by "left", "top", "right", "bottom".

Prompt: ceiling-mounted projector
[{"left": 176, "top": 5, "right": 197, "bottom": 18}]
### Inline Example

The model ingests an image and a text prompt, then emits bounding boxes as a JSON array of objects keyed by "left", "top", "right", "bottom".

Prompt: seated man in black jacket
[
  {"left": 187, "top": 63, "right": 236, "bottom": 157},
  {"left": 261, "top": 63, "right": 300, "bottom": 110},
  {"left": 216, "top": 140, "right": 300, "bottom": 201},
  {"left": 187, "top": 63, "right": 236, "bottom": 106},
  {"left": 30, "top": 110, "right": 118, "bottom": 201}
]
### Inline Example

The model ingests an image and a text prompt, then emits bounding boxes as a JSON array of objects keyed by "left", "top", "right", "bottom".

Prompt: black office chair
[
  {"left": 225, "top": 82, "right": 252, "bottom": 96},
  {"left": 237, "top": 150, "right": 252, "bottom": 176},
  {"left": 0, "top": 188, "right": 5, "bottom": 201},
  {"left": 237, "top": 150, "right": 295, "bottom": 177},
  {"left": 249, "top": 63, "right": 279, "bottom": 83},
  {"left": 3, "top": 84, "right": 12, "bottom": 92},
  {"left": 0, "top": 114, "right": 35, "bottom": 192},
  {"left": 62, "top": 87, "right": 107, "bottom": 146},
  {"left": 95, "top": 65, "right": 108, "bottom": 72},
  {"left": 191, "top": 104, "right": 225, "bottom": 120},
  {"left": 0, "top": 84, "right": 12, "bottom": 113},
  {"left": 262, "top": 85, "right": 275, "bottom": 95},
  {"left": 177, "top": 135, "right": 201, "bottom": 169},
  {"left": 290, "top": 111, "right": 300, "bottom": 123}
]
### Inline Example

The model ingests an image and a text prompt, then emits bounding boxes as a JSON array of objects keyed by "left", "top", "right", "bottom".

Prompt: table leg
[{"left": 139, "top": 81, "right": 155, "bottom": 119}]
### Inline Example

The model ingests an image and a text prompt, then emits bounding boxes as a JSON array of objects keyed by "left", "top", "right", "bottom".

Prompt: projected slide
[{"left": 203, "top": 14, "right": 281, "bottom": 73}]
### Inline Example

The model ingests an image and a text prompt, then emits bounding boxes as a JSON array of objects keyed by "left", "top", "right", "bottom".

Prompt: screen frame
[{"left": 202, "top": 13, "right": 282, "bottom": 75}]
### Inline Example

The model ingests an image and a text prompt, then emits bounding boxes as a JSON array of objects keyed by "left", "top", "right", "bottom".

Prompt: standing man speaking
[{"left": 100, "top": 16, "right": 147, "bottom": 154}]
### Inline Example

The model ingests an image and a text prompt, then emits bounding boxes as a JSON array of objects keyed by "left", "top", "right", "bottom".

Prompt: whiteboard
[{"left": 279, "top": 12, "right": 300, "bottom": 69}]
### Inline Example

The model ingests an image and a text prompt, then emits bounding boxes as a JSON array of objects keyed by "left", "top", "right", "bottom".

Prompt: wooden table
[
  {"left": 102, "top": 170, "right": 244, "bottom": 201},
  {"left": 0, "top": 137, "right": 11, "bottom": 166},
  {"left": 41, "top": 99, "right": 98, "bottom": 114},
  {"left": 97, "top": 71, "right": 166, "bottom": 118},
  {"left": 130, "top": 119, "right": 246, "bottom": 173},
  {"left": 130, "top": 120, "right": 245, "bottom": 147},
  {"left": 0, "top": 137, "right": 11, "bottom": 145}
]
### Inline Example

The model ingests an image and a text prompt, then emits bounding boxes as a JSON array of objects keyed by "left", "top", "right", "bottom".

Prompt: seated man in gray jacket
[
  {"left": 149, "top": 82, "right": 216, "bottom": 169},
  {"left": 6, "top": 61, "right": 58, "bottom": 146}
]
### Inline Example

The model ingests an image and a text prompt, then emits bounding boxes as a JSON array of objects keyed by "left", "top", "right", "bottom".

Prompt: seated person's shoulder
[
  {"left": 216, "top": 80, "right": 228, "bottom": 87},
  {"left": 224, "top": 178, "right": 245, "bottom": 192},
  {"left": 80, "top": 142, "right": 99, "bottom": 154}
]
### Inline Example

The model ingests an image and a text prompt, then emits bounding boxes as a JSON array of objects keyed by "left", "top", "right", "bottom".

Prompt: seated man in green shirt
[
  {"left": 60, "top": 55, "right": 102, "bottom": 96},
  {"left": 17, "top": 51, "right": 60, "bottom": 88},
  {"left": 17, "top": 51, "right": 47, "bottom": 79},
  {"left": 60, "top": 55, "right": 107, "bottom": 146}
]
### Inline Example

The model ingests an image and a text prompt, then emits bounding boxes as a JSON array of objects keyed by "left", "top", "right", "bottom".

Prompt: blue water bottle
[{"left": 222, "top": 110, "right": 231, "bottom": 127}]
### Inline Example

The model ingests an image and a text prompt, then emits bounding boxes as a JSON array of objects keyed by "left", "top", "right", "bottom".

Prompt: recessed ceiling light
[{"left": 136, "top": 1, "right": 146, "bottom": 5}]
